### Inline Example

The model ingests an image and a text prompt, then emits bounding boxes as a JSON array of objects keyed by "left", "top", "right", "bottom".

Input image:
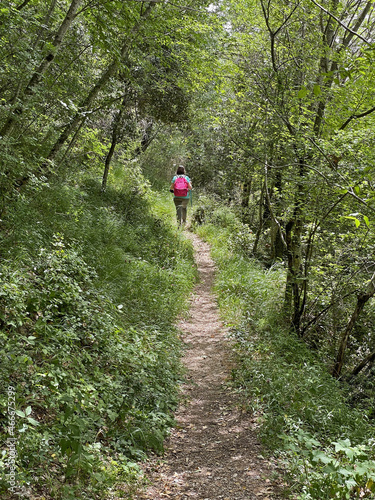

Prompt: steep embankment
[{"left": 0, "top": 178, "right": 196, "bottom": 499}]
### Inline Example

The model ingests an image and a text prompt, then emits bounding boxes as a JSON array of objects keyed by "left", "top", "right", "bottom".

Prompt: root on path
[{"left": 137, "top": 233, "right": 285, "bottom": 499}]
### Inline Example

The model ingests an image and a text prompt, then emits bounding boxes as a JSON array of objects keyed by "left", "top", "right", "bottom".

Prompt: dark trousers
[{"left": 174, "top": 197, "right": 189, "bottom": 224}]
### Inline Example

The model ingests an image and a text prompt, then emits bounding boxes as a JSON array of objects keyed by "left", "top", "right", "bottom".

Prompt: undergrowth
[
  {"left": 194, "top": 200, "right": 375, "bottom": 500},
  {"left": 0, "top": 166, "right": 196, "bottom": 499}
]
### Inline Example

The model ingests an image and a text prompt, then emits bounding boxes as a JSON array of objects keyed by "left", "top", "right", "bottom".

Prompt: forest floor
[{"left": 136, "top": 232, "right": 287, "bottom": 499}]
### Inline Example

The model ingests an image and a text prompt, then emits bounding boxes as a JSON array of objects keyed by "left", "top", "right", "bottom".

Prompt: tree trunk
[
  {"left": 283, "top": 216, "right": 304, "bottom": 333},
  {"left": 102, "top": 97, "right": 128, "bottom": 192},
  {"left": 349, "top": 351, "right": 375, "bottom": 380},
  {"left": 241, "top": 178, "right": 251, "bottom": 208},
  {"left": 32, "top": 0, "right": 59, "bottom": 51},
  {"left": 313, "top": 0, "right": 373, "bottom": 135},
  {"left": 283, "top": 155, "right": 305, "bottom": 334},
  {"left": 133, "top": 120, "right": 155, "bottom": 157},
  {"left": 332, "top": 271, "right": 375, "bottom": 378},
  {"left": 270, "top": 169, "right": 283, "bottom": 260},
  {"left": 101, "top": 137, "right": 117, "bottom": 193},
  {"left": 290, "top": 219, "right": 304, "bottom": 334},
  {"left": 270, "top": 222, "right": 284, "bottom": 260},
  {"left": 252, "top": 181, "right": 265, "bottom": 255},
  {"left": 45, "top": 61, "right": 120, "bottom": 165},
  {"left": 240, "top": 177, "right": 252, "bottom": 223}
]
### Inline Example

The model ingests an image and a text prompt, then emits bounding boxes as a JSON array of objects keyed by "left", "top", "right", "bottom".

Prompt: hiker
[{"left": 170, "top": 165, "right": 192, "bottom": 226}]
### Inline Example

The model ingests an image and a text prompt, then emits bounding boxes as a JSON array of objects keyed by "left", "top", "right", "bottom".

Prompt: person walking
[{"left": 170, "top": 165, "right": 192, "bottom": 226}]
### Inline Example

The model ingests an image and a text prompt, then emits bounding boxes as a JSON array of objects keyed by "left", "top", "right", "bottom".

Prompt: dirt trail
[{"left": 137, "top": 233, "right": 284, "bottom": 499}]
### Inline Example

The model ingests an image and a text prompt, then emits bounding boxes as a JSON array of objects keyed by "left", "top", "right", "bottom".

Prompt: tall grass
[
  {"left": 194, "top": 202, "right": 375, "bottom": 500},
  {"left": 0, "top": 167, "right": 196, "bottom": 499}
]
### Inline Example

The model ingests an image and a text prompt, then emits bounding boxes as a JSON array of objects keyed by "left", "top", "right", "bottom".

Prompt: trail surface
[{"left": 138, "top": 233, "right": 285, "bottom": 499}]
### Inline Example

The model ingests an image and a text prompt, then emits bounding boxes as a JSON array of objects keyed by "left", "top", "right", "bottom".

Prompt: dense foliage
[
  {"left": 193, "top": 200, "right": 375, "bottom": 499},
  {"left": 1, "top": 0, "right": 375, "bottom": 498},
  {"left": 182, "top": 0, "right": 375, "bottom": 386},
  {"left": 0, "top": 166, "right": 196, "bottom": 499}
]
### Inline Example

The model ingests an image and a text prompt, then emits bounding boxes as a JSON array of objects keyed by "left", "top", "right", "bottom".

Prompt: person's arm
[{"left": 187, "top": 182, "right": 192, "bottom": 190}]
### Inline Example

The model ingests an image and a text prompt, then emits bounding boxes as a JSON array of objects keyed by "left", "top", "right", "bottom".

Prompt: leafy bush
[
  {"left": 284, "top": 432, "right": 375, "bottom": 499},
  {"left": 192, "top": 195, "right": 254, "bottom": 257}
]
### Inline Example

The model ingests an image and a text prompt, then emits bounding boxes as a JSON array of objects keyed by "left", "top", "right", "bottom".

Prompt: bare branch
[{"left": 308, "top": 138, "right": 375, "bottom": 214}]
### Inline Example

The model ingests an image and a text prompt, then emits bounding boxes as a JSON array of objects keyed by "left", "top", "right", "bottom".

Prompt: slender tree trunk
[
  {"left": 59, "top": 117, "right": 87, "bottom": 164},
  {"left": 133, "top": 120, "right": 155, "bottom": 156},
  {"left": 252, "top": 181, "right": 265, "bottom": 255},
  {"left": 290, "top": 215, "right": 303, "bottom": 333},
  {"left": 313, "top": 0, "right": 373, "bottom": 135},
  {"left": 283, "top": 220, "right": 294, "bottom": 316},
  {"left": 241, "top": 177, "right": 252, "bottom": 223},
  {"left": 283, "top": 216, "right": 304, "bottom": 333},
  {"left": 270, "top": 169, "right": 284, "bottom": 260},
  {"left": 271, "top": 223, "right": 284, "bottom": 260},
  {"left": 349, "top": 351, "right": 375, "bottom": 379},
  {"left": 283, "top": 156, "right": 305, "bottom": 334},
  {"left": 332, "top": 272, "right": 375, "bottom": 378},
  {"left": 102, "top": 97, "right": 128, "bottom": 192},
  {"left": 32, "top": 0, "right": 59, "bottom": 50},
  {"left": 241, "top": 179, "right": 251, "bottom": 208},
  {"left": 45, "top": 61, "right": 120, "bottom": 164},
  {"left": 101, "top": 140, "right": 117, "bottom": 193}
]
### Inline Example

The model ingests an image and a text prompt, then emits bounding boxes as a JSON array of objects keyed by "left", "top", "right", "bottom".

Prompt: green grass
[
  {"left": 0, "top": 167, "right": 197, "bottom": 499},
  {"left": 194, "top": 202, "right": 375, "bottom": 500}
]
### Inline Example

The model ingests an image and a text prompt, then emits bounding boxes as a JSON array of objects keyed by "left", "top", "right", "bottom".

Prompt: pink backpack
[{"left": 174, "top": 175, "right": 189, "bottom": 197}]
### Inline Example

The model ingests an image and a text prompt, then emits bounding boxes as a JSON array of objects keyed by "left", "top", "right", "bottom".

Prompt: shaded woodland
[{"left": 1, "top": 0, "right": 375, "bottom": 498}]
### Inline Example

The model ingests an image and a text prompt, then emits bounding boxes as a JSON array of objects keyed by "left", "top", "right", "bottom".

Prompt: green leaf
[
  {"left": 343, "top": 216, "right": 361, "bottom": 228},
  {"left": 297, "top": 87, "right": 307, "bottom": 99},
  {"left": 25, "top": 406, "right": 32, "bottom": 416},
  {"left": 59, "top": 438, "right": 71, "bottom": 455},
  {"left": 345, "top": 478, "right": 358, "bottom": 489},
  {"left": 313, "top": 84, "right": 321, "bottom": 96},
  {"left": 26, "top": 417, "right": 39, "bottom": 426},
  {"left": 15, "top": 409, "right": 26, "bottom": 418},
  {"left": 338, "top": 467, "right": 353, "bottom": 477},
  {"left": 334, "top": 439, "right": 351, "bottom": 452},
  {"left": 312, "top": 450, "right": 333, "bottom": 464}
]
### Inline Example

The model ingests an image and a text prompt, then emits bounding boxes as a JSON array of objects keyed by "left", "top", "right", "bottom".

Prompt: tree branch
[
  {"left": 349, "top": 350, "right": 375, "bottom": 379},
  {"left": 339, "top": 105, "right": 375, "bottom": 130},
  {"left": 310, "top": 0, "right": 372, "bottom": 46},
  {"left": 16, "top": 0, "right": 33, "bottom": 9}
]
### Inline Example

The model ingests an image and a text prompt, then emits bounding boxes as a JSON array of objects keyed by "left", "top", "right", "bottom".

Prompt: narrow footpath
[{"left": 137, "top": 233, "right": 285, "bottom": 499}]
